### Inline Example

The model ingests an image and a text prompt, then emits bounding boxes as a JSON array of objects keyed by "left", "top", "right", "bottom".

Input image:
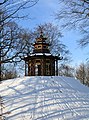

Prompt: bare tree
[
  {"left": 19, "top": 29, "right": 34, "bottom": 56},
  {"left": 75, "top": 63, "right": 86, "bottom": 84},
  {"left": 2, "top": 63, "right": 17, "bottom": 80},
  {"left": 0, "top": 0, "right": 39, "bottom": 81},
  {"left": 58, "top": 64, "right": 74, "bottom": 77},
  {"left": 0, "top": 0, "right": 39, "bottom": 20},
  {"left": 0, "top": 21, "right": 22, "bottom": 80},
  {"left": 85, "top": 63, "right": 89, "bottom": 86},
  {"left": 75, "top": 62, "right": 89, "bottom": 86},
  {"left": 56, "top": 0, "right": 89, "bottom": 48},
  {"left": 0, "top": 0, "right": 39, "bottom": 35},
  {"left": 0, "top": 21, "right": 33, "bottom": 80}
]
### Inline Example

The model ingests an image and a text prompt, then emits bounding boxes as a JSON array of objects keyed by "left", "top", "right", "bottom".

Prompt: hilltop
[{"left": 0, "top": 76, "right": 89, "bottom": 120}]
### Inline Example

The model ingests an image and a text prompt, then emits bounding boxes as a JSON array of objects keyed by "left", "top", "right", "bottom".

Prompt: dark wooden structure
[{"left": 24, "top": 31, "right": 62, "bottom": 76}]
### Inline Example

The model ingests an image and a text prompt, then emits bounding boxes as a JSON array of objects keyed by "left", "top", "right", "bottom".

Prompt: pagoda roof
[
  {"left": 23, "top": 53, "right": 62, "bottom": 61},
  {"left": 33, "top": 42, "right": 50, "bottom": 45}
]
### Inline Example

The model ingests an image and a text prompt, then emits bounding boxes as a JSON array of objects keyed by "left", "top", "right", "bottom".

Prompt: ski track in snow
[{"left": 0, "top": 76, "right": 89, "bottom": 120}]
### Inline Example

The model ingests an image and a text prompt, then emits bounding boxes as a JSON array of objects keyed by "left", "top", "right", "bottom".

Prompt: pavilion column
[
  {"left": 56, "top": 59, "right": 58, "bottom": 76},
  {"left": 25, "top": 61, "right": 28, "bottom": 76},
  {"left": 43, "top": 58, "right": 46, "bottom": 76}
]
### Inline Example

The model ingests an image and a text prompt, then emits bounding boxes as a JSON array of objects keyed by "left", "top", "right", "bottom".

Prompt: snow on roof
[
  {"left": 23, "top": 53, "right": 52, "bottom": 58},
  {"left": 30, "top": 53, "right": 52, "bottom": 56},
  {"left": 0, "top": 76, "right": 89, "bottom": 120}
]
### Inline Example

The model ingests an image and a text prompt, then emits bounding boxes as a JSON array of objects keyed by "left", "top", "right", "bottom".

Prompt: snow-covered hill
[{"left": 0, "top": 76, "right": 89, "bottom": 120}]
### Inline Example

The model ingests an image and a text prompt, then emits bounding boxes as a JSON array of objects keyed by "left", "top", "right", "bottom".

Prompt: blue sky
[{"left": 17, "top": 0, "right": 89, "bottom": 66}]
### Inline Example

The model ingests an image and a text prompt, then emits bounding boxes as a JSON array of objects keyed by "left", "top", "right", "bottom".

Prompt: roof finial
[{"left": 39, "top": 26, "right": 43, "bottom": 37}]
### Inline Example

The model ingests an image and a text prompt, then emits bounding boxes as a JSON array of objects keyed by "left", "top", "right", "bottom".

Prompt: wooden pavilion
[{"left": 24, "top": 31, "right": 62, "bottom": 76}]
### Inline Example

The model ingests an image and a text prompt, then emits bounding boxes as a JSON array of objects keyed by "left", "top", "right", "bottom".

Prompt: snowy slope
[{"left": 0, "top": 76, "right": 89, "bottom": 120}]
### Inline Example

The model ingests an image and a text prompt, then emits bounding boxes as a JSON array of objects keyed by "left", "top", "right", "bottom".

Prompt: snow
[
  {"left": 0, "top": 76, "right": 89, "bottom": 120},
  {"left": 30, "top": 53, "right": 52, "bottom": 56}
]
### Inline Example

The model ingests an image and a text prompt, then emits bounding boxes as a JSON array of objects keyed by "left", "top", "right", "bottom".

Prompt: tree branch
[{"left": 0, "top": 0, "right": 8, "bottom": 5}]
